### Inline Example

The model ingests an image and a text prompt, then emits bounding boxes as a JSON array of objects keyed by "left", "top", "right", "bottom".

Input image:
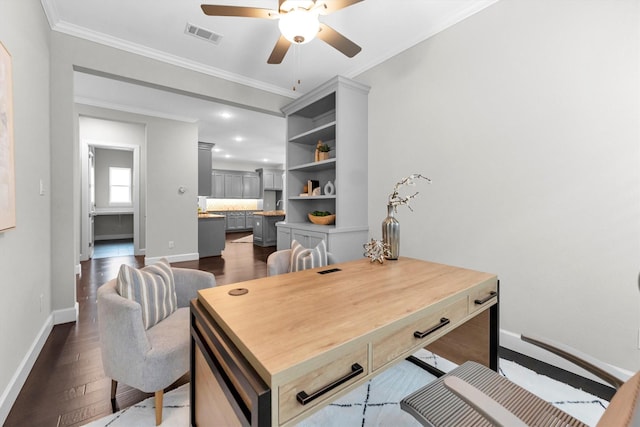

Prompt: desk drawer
[
  {"left": 372, "top": 297, "right": 467, "bottom": 371},
  {"left": 278, "top": 346, "right": 368, "bottom": 424},
  {"left": 468, "top": 279, "right": 498, "bottom": 315}
]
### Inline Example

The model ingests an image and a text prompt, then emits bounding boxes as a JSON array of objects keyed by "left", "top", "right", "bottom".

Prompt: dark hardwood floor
[{"left": 5, "top": 232, "right": 275, "bottom": 427}]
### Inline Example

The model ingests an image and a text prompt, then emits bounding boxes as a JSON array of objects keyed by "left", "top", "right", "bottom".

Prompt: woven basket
[{"left": 308, "top": 213, "right": 336, "bottom": 225}]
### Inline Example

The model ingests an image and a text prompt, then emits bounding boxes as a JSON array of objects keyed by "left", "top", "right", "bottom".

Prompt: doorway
[{"left": 79, "top": 116, "right": 144, "bottom": 261}]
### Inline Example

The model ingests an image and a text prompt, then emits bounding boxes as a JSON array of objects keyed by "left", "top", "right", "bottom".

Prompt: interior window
[{"left": 109, "top": 167, "right": 132, "bottom": 205}]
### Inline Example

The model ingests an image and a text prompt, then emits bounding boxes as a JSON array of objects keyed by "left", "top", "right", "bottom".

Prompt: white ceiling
[{"left": 45, "top": 0, "right": 498, "bottom": 166}]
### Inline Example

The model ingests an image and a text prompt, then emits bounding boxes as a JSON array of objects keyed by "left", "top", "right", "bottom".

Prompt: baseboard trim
[
  {"left": 53, "top": 303, "right": 78, "bottom": 325},
  {"left": 499, "top": 329, "right": 632, "bottom": 383},
  {"left": 94, "top": 234, "right": 134, "bottom": 241},
  {"left": 0, "top": 314, "right": 54, "bottom": 425},
  {"left": 499, "top": 346, "right": 616, "bottom": 401},
  {"left": 145, "top": 253, "right": 199, "bottom": 265}
]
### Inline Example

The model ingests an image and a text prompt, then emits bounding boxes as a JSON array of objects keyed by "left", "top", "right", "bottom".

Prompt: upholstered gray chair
[
  {"left": 401, "top": 334, "right": 640, "bottom": 427},
  {"left": 266, "top": 248, "right": 338, "bottom": 276},
  {"left": 97, "top": 266, "right": 216, "bottom": 425}
]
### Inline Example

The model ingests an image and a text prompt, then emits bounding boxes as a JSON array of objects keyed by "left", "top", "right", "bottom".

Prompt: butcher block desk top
[{"left": 197, "top": 257, "right": 497, "bottom": 386}]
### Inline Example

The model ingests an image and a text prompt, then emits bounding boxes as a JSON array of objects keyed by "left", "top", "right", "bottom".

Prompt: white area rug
[
  {"left": 82, "top": 349, "right": 607, "bottom": 427},
  {"left": 231, "top": 234, "right": 254, "bottom": 243},
  {"left": 82, "top": 383, "right": 190, "bottom": 427}
]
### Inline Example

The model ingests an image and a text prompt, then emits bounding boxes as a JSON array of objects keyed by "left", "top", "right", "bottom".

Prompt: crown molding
[
  {"left": 40, "top": 0, "right": 60, "bottom": 29},
  {"left": 40, "top": 0, "right": 297, "bottom": 99},
  {"left": 42, "top": 0, "right": 499, "bottom": 99},
  {"left": 346, "top": 0, "right": 500, "bottom": 79}
]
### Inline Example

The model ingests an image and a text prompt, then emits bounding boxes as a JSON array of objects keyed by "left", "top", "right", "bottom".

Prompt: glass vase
[{"left": 382, "top": 204, "right": 400, "bottom": 260}]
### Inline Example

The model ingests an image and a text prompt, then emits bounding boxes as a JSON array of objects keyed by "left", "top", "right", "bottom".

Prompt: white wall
[
  {"left": 79, "top": 105, "right": 199, "bottom": 262},
  {"left": 49, "top": 32, "right": 293, "bottom": 317},
  {"left": 145, "top": 116, "right": 199, "bottom": 262},
  {"left": 0, "top": 0, "right": 52, "bottom": 422},
  {"left": 358, "top": 0, "right": 640, "bottom": 371}
]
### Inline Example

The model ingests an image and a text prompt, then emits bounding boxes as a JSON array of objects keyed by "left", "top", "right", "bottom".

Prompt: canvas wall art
[{"left": 0, "top": 41, "right": 15, "bottom": 232}]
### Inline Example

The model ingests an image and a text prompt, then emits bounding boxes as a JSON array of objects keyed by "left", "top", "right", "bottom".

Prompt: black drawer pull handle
[
  {"left": 474, "top": 291, "right": 497, "bottom": 305},
  {"left": 296, "top": 363, "right": 364, "bottom": 405},
  {"left": 414, "top": 317, "right": 450, "bottom": 339}
]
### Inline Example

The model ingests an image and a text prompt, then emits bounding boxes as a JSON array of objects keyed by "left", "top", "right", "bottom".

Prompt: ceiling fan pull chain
[
  {"left": 292, "top": 44, "right": 301, "bottom": 91},
  {"left": 297, "top": 44, "right": 302, "bottom": 88}
]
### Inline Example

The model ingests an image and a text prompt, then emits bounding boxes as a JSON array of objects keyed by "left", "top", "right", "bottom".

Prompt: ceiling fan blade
[
  {"left": 317, "top": 0, "right": 364, "bottom": 15},
  {"left": 317, "top": 23, "right": 361, "bottom": 58},
  {"left": 267, "top": 35, "right": 292, "bottom": 64},
  {"left": 201, "top": 5, "right": 277, "bottom": 19}
]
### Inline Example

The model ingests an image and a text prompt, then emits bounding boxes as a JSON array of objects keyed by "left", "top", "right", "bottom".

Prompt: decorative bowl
[{"left": 308, "top": 213, "right": 336, "bottom": 225}]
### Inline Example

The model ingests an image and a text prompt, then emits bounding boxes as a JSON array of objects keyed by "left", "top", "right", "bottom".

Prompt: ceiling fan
[{"left": 201, "top": 0, "right": 364, "bottom": 64}]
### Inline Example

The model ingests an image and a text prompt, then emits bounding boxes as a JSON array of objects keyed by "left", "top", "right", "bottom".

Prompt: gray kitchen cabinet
[
  {"left": 225, "top": 211, "right": 255, "bottom": 231},
  {"left": 211, "top": 172, "right": 225, "bottom": 198},
  {"left": 258, "top": 168, "right": 284, "bottom": 191},
  {"left": 263, "top": 172, "right": 274, "bottom": 190},
  {"left": 211, "top": 170, "right": 261, "bottom": 199},
  {"left": 198, "top": 216, "right": 225, "bottom": 257},
  {"left": 224, "top": 173, "right": 243, "bottom": 199},
  {"left": 243, "top": 173, "right": 260, "bottom": 199},
  {"left": 265, "top": 216, "right": 281, "bottom": 245},
  {"left": 253, "top": 214, "right": 284, "bottom": 247},
  {"left": 198, "top": 147, "right": 212, "bottom": 196},
  {"left": 226, "top": 211, "right": 244, "bottom": 230},
  {"left": 211, "top": 211, "right": 226, "bottom": 229},
  {"left": 253, "top": 215, "right": 263, "bottom": 245}
]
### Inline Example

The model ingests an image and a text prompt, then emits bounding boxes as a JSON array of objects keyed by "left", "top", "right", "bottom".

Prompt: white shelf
[
  {"left": 280, "top": 76, "right": 370, "bottom": 261},
  {"left": 289, "top": 121, "right": 336, "bottom": 145},
  {"left": 289, "top": 158, "right": 336, "bottom": 172},
  {"left": 289, "top": 195, "right": 336, "bottom": 200}
]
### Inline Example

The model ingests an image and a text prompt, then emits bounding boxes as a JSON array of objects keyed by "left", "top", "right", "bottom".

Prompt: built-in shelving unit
[{"left": 276, "top": 76, "right": 370, "bottom": 262}]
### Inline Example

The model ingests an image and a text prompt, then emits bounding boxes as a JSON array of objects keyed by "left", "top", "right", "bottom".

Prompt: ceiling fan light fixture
[{"left": 278, "top": 8, "right": 319, "bottom": 44}]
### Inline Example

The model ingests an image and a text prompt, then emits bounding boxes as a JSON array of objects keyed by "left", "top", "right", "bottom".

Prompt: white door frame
[{"left": 80, "top": 138, "right": 141, "bottom": 260}]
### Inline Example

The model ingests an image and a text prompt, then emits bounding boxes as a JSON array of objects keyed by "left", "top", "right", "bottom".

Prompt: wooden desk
[{"left": 190, "top": 257, "right": 498, "bottom": 426}]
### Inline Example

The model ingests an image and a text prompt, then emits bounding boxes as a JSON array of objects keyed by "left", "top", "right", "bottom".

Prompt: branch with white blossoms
[{"left": 388, "top": 173, "right": 432, "bottom": 212}]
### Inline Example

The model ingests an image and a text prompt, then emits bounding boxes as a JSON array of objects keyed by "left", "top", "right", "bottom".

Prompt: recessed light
[
  {"left": 234, "top": 136, "right": 243, "bottom": 142},
  {"left": 263, "top": 158, "right": 269, "bottom": 162},
  {"left": 225, "top": 154, "right": 231, "bottom": 158},
  {"left": 213, "top": 148, "right": 222, "bottom": 152},
  {"left": 219, "top": 112, "right": 232, "bottom": 119}
]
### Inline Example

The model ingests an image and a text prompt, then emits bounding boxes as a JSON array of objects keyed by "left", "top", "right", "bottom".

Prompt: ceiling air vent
[{"left": 185, "top": 23, "right": 223, "bottom": 45}]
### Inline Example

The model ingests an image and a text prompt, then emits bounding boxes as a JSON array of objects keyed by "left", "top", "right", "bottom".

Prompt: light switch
[{"left": 39, "top": 179, "right": 45, "bottom": 196}]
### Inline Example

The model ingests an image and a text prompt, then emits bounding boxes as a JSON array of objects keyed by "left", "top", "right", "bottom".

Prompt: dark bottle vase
[{"left": 382, "top": 204, "right": 400, "bottom": 260}]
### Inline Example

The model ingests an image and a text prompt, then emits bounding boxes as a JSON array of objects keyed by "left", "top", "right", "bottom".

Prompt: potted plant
[{"left": 315, "top": 140, "right": 331, "bottom": 161}]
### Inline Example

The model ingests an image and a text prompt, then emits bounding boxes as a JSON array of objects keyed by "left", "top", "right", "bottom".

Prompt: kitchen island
[
  {"left": 197, "top": 213, "right": 225, "bottom": 257},
  {"left": 252, "top": 210, "right": 285, "bottom": 247}
]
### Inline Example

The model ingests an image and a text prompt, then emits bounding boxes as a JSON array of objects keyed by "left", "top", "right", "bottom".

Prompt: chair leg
[
  {"left": 110, "top": 380, "right": 119, "bottom": 412},
  {"left": 155, "top": 390, "right": 164, "bottom": 426}
]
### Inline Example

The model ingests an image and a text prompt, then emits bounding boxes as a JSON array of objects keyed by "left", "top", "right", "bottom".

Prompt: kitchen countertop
[
  {"left": 253, "top": 210, "right": 286, "bottom": 217},
  {"left": 198, "top": 213, "right": 225, "bottom": 219},
  {"left": 207, "top": 208, "right": 259, "bottom": 212}
]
